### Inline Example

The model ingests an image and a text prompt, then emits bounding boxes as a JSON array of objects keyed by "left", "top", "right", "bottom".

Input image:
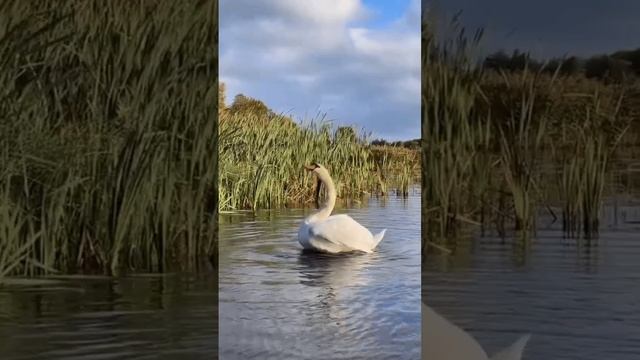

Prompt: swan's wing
[
  {"left": 489, "top": 334, "right": 530, "bottom": 360},
  {"left": 422, "top": 303, "right": 489, "bottom": 360},
  {"left": 309, "top": 214, "right": 373, "bottom": 251}
]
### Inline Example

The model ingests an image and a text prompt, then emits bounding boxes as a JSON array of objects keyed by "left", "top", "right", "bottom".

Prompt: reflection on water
[
  {"left": 424, "top": 199, "right": 640, "bottom": 360},
  {"left": 0, "top": 274, "right": 217, "bottom": 359},
  {"left": 219, "top": 191, "right": 421, "bottom": 360}
]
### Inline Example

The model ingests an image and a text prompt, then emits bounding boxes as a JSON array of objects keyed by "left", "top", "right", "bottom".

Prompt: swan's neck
[{"left": 308, "top": 170, "right": 336, "bottom": 222}]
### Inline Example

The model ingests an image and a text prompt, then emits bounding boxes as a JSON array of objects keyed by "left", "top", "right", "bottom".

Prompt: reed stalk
[
  {"left": 422, "top": 15, "right": 634, "bottom": 255},
  {"left": 218, "top": 111, "right": 418, "bottom": 211},
  {"left": 559, "top": 91, "right": 628, "bottom": 238},
  {"left": 0, "top": 0, "right": 217, "bottom": 280},
  {"left": 422, "top": 21, "right": 489, "bottom": 252}
]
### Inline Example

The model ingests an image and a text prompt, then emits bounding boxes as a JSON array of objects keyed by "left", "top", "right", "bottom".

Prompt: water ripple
[
  {"left": 0, "top": 274, "right": 217, "bottom": 359},
  {"left": 425, "top": 204, "right": 640, "bottom": 360},
  {"left": 219, "top": 192, "right": 421, "bottom": 360}
]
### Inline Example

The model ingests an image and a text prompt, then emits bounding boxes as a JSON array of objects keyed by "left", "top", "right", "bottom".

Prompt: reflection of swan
[
  {"left": 298, "top": 163, "right": 386, "bottom": 253},
  {"left": 422, "top": 302, "right": 530, "bottom": 360},
  {"left": 296, "top": 251, "right": 374, "bottom": 288},
  {"left": 296, "top": 251, "right": 376, "bottom": 328}
]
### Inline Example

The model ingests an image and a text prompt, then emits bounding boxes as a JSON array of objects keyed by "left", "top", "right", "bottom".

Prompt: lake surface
[
  {"left": 219, "top": 191, "right": 421, "bottom": 360},
  {"left": 424, "top": 197, "right": 640, "bottom": 360},
  {"left": 0, "top": 274, "right": 217, "bottom": 359}
]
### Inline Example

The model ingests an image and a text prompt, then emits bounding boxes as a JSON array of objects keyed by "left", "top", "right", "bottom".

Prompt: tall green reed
[
  {"left": 218, "top": 111, "right": 415, "bottom": 211},
  {"left": 422, "top": 16, "right": 633, "bottom": 255},
  {"left": 422, "top": 23, "right": 491, "bottom": 252},
  {"left": 558, "top": 91, "right": 628, "bottom": 238},
  {"left": 0, "top": 0, "right": 217, "bottom": 280},
  {"left": 493, "top": 68, "right": 557, "bottom": 233}
]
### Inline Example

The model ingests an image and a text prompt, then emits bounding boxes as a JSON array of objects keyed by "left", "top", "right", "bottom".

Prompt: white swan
[
  {"left": 422, "top": 302, "right": 531, "bottom": 360},
  {"left": 297, "top": 163, "right": 386, "bottom": 253}
]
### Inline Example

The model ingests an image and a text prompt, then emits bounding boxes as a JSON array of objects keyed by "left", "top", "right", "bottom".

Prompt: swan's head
[
  {"left": 304, "top": 162, "right": 323, "bottom": 173},
  {"left": 304, "top": 162, "right": 331, "bottom": 178},
  {"left": 304, "top": 163, "right": 333, "bottom": 209}
]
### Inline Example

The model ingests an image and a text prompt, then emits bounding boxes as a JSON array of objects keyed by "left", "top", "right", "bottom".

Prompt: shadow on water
[
  {"left": 0, "top": 273, "right": 218, "bottom": 359},
  {"left": 295, "top": 250, "right": 381, "bottom": 330},
  {"left": 296, "top": 250, "right": 376, "bottom": 287}
]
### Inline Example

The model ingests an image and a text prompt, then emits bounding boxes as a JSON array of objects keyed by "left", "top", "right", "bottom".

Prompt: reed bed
[
  {"left": 371, "top": 145, "right": 419, "bottom": 196},
  {"left": 422, "top": 24, "right": 492, "bottom": 252},
  {"left": 218, "top": 109, "right": 419, "bottom": 211},
  {"left": 422, "top": 21, "right": 634, "bottom": 254},
  {"left": 556, "top": 92, "right": 629, "bottom": 237},
  {"left": 0, "top": 0, "right": 217, "bottom": 281}
]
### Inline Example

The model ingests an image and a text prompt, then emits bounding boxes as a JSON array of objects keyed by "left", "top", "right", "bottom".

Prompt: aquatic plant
[
  {"left": 558, "top": 91, "right": 629, "bottom": 238},
  {"left": 218, "top": 109, "right": 419, "bottom": 211},
  {"left": 422, "top": 15, "right": 636, "bottom": 255},
  {"left": 422, "top": 21, "right": 490, "bottom": 251},
  {"left": 0, "top": 0, "right": 217, "bottom": 279},
  {"left": 493, "top": 68, "right": 557, "bottom": 233}
]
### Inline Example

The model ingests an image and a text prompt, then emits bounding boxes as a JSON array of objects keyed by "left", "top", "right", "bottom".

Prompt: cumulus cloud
[{"left": 220, "top": 0, "right": 420, "bottom": 140}]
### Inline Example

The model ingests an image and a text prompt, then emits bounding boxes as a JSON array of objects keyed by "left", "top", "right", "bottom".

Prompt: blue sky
[
  {"left": 362, "top": 0, "right": 412, "bottom": 27},
  {"left": 220, "top": 0, "right": 420, "bottom": 141}
]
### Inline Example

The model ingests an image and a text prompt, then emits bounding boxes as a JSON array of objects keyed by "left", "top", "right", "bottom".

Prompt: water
[
  {"left": 424, "top": 199, "right": 640, "bottom": 360},
  {"left": 0, "top": 274, "right": 217, "bottom": 359},
  {"left": 219, "top": 191, "right": 421, "bottom": 360}
]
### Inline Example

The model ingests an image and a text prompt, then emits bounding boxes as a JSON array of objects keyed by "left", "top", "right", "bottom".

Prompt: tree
[
  {"left": 483, "top": 49, "right": 539, "bottom": 72},
  {"left": 509, "top": 49, "right": 531, "bottom": 71},
  {"left": 585, "top": 55, "right": 633, "bottom": 82},
  {"left": 608, "top": 58, "right": 633, "bottom": 82},
  {"left": 335, "top": 126, "right": 357, "bottom": 141},
  {"left": 612, "top": 48, "right": 640, "bottom": 76},
  {"left": 584, "top": 55, "right": 610, "bottom": 79},
  {"left": 483, "top": 50, "right": 510, "bottom": 70},
  {"left": 371, "top": 139, "right": 388, "bottom": 146},
  {"left": 560, "top": 56, "right": 580, "bottom": 76},
  {"left": 218, "top": 82, "right": 226, "bottom": 110},
  {"left": 229, "top": 94, "right": 273, "bottom": 118}
]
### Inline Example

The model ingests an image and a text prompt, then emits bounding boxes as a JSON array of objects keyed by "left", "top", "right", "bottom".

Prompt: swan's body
[
  {"left": 422, "top": 302, "right": 530, "bottom": 360},
  {"left": 297, "top": 163, "right": 386, "bottom": 253},
  {"left": 298, "top": 214, "right": 386, "bottom": 253}
]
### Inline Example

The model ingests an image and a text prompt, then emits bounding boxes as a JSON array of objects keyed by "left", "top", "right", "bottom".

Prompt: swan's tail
[
  {"left": 372, "top": 229, "right": 386, "bottom": 249},
  {"left": 490, "top": 334, "right": 531, "bottom": 360}
]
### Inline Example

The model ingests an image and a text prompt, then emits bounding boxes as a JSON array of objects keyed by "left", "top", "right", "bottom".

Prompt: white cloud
[
  {"left": 220, "top": 0, "right": 420, "bottom": 140},
  {"left": 270, "top": 0, "right": 366, "bottom": 24}
]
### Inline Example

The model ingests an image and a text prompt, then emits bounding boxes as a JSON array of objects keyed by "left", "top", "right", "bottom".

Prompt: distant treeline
[
  {"left": 483, "top": 47, "right": 640, "bottom": 83},
  {"left": 223, "top": 91, "right": 278, "bottom": 118},
  {"left": 371, "top": 138, "right": 420, "bottom": 149}
]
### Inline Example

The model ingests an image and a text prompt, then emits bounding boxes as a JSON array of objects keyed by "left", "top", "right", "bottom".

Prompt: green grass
[{"left": 0, "top": 0, "right": 217, "bottom": 281}]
